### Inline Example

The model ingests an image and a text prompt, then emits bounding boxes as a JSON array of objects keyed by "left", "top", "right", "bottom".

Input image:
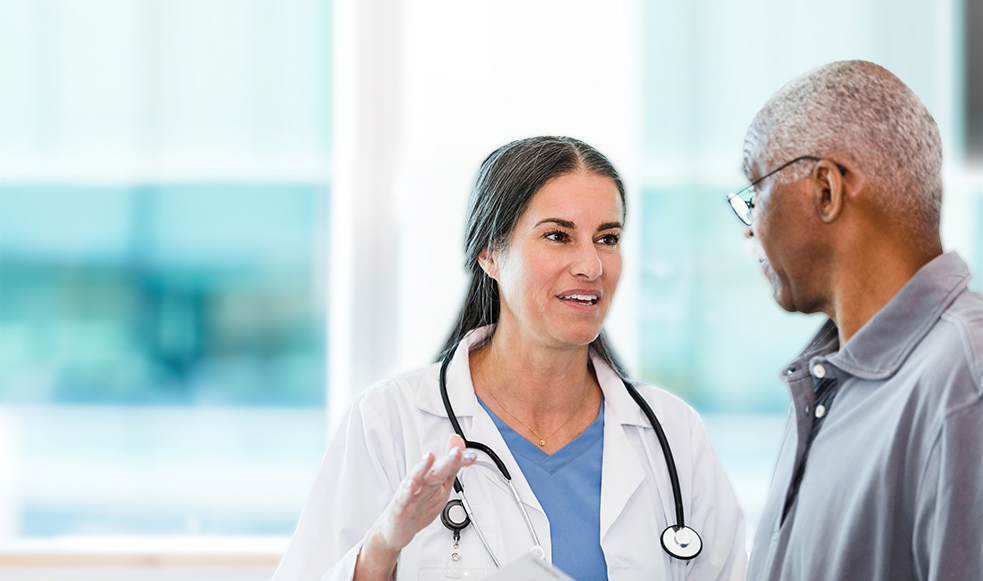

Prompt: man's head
[{"left": 742, "top": 60, "right": 943, "bottom": 314}]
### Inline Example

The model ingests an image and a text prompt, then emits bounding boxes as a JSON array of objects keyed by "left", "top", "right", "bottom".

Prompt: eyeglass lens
[{"left": 727, "top": 193, "right": 752, "bottom": 226}]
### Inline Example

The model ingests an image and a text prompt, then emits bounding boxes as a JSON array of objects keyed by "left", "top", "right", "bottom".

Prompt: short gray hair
[{"left": 746, "top": 60, "right": 943, "bottom": 237}]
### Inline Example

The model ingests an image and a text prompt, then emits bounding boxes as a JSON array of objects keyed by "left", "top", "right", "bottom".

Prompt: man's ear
[
  {"left": 477, "top": 246, "right": 498, "bottom": 280},
  {"left": 812, "top": 159, "right": 845, "bottom": 224}
]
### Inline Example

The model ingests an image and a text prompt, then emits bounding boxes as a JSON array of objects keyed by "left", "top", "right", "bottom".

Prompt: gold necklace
[{"left": 488, "top": 383, "right": 594, "bottom": 447}]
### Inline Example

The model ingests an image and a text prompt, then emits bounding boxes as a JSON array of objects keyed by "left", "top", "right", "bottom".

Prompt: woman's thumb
[{"left": 447, "top": 433, "right": 466, "bottom": 453}]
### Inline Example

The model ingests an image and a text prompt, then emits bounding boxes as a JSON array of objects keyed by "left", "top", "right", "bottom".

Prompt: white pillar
[{"left": 328, "top": 0, "right": 404, "bottom": 432}]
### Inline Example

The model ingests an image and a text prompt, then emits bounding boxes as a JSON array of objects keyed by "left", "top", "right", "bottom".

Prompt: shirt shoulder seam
[
  {"left": 915, "top": 391, "right": 983, "bottom": 496},
  {"left": 940, "top": 310, "right": 983, "bottom": 391}
]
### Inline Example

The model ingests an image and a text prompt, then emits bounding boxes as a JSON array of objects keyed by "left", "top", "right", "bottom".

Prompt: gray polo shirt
[{"left": 747, "top": 252, "right": 983, "bottom": 581}]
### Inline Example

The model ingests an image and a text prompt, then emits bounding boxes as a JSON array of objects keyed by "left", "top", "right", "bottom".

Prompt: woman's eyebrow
[
  {"left": 533, "top": 218, "right": 623, "bottom": 232},
  {"left": 534, "top": 218, "right": 575, "bottom": 229}
]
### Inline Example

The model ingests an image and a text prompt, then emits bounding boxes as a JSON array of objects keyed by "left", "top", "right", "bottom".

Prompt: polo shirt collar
[{"left": 789, "top": 252, "right": 971, "bottom": 381}]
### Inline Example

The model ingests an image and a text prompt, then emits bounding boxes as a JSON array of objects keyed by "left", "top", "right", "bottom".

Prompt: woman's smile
[{"left": 556, "top": 289, "right": 602, "bottom": 310}]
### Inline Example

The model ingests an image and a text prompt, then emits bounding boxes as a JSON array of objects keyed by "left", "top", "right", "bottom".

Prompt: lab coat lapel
[
  {"left": 594, "top": 354, "right": 648, "bottom": 541},
  {"left": 412, "top": 328, "right": 548, "bottom": 543},
  {"left": 413, "top": 331, "right": 479, "bottom": 419}
]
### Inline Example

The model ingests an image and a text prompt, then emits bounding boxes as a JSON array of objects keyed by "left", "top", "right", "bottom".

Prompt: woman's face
[{"left": 481, "top": 171, "right": 624, "bottom": 350}]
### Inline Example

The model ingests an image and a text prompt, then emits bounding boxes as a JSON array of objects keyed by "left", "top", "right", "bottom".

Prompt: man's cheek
[{"left": 746, "top": 237, "right": 768, "bottom": 262}]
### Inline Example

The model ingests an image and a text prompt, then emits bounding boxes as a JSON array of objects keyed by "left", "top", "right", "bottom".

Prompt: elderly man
[{"left": 729, "top": 60, "right": 983, "bottom": 580}]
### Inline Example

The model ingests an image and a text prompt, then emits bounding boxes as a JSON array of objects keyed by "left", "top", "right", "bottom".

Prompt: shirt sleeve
[
  {"left": 272, "top": 396, "right": 405, "bottom": 581},
  {"left": 913, "top": 401, "right": 983, "bottom": 581},
  {"left": 682, "top": 410, "right": 748, "bottom": 581}
]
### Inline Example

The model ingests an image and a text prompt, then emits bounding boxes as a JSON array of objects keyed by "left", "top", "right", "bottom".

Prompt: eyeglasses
[{"left": 726, "top": 156, "right": 821, "bottom": 226}]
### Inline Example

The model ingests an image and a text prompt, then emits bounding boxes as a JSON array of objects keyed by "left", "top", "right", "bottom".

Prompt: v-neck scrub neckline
[{"left": 477, "top": 395, "right": 608, "bottom": 580}]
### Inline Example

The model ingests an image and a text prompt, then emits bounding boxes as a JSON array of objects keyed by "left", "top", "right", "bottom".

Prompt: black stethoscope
[{"left": 437, "top": 352, "right": 703, "bottom": 565}]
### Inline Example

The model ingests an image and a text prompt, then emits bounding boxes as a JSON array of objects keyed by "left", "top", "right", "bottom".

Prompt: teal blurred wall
[{"left": 0, "top": 184, "right": 326, "bottom": 406}]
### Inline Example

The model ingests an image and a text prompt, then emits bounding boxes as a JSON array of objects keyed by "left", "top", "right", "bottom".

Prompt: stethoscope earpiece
[{"left": 660, "top": 525, "right": 703, "bottom": 560}]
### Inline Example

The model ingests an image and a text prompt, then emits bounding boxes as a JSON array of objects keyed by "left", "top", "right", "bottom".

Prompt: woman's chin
[{"left": 546, "top": 324, "right": 604, "bottom": 349}]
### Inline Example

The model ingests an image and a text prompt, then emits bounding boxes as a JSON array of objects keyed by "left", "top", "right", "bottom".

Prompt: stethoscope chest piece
[{"left": 661, "top": 525, "right": 702, "bottom": 560}]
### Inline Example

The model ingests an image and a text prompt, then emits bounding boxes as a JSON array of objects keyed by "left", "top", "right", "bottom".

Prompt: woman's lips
[{"left": 556, "top": 291, "right": 600, "bottom": 309}]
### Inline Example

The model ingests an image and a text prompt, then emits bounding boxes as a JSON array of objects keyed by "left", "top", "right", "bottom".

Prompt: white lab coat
[{"left": 273, "top": 327, "right": 746, "bottom": 581}]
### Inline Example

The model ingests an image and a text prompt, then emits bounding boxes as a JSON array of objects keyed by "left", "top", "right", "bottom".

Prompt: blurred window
[{"left": 0, "top": 0, "right": 331, "bottom": 541}]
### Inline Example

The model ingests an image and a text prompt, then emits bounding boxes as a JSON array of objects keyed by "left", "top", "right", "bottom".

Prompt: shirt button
[
  {"left": 815, "top": 404, "right": 826, "bottom": 418},
  {"left": 813, "top": 364, "right": 827, "bottom": 378}
]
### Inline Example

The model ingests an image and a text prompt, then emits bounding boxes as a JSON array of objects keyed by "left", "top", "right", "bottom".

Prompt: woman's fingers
[
  {"left": 380, "top": 439, "right": 480, "bottom": 551},
  {"left": 406, "top": 452, "right": 436, "bottom": 492},
  {"left": 427, "top": 444, "right": 478, "bottom": 486},
  {"left": 426, "top": 446, "right": 463, "bottom": 484},
  {"left": 391, "top": 453, "right": 434, "bottom": 516},
  {"left": 394, "top": 441, "right": 479, "bottom": 514}
]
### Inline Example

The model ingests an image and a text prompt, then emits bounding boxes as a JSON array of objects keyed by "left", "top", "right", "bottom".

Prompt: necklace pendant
[{"left": 539, "top": 439, "right": 546, "bottom": 447}]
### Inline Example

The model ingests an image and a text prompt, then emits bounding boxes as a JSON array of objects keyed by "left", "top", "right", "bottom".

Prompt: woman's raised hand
[{"left": 354, "top": 435, "right": 477, "bottom": 581}]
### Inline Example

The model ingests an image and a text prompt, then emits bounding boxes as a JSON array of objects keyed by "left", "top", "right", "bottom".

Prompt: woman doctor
[{"left": 273, "top": 136, "right": 746, "bottom": 581}]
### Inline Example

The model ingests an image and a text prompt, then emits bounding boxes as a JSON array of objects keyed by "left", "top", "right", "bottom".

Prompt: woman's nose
[{"left": 573, "top": 243, "right": 602, "bottom": 279}]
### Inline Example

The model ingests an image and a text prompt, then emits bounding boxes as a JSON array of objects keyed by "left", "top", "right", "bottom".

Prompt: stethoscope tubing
[
  {"left": 437, "top": 350, "right": 699, "bottom": 561},
  {"left": 441, "top": 358, "right": 543, "bottom": 566},
  {"left": 622, "top": 381, "right": 686, "bottom": 529},
  {"left": 440, "top": 357, "right": 513, "bottom": 480},
  {"left": 456, "top": 489, "right": 501, "bottom": 568}
]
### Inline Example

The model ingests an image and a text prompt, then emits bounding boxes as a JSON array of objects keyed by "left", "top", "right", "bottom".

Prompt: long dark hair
[{"left": 437, "top": 136, "right": 628, "bottom": 378}]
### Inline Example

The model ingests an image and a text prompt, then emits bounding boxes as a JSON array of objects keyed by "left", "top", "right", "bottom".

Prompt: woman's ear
[{"left": 478, "top": 246, "right": 498, "bottom": 280}]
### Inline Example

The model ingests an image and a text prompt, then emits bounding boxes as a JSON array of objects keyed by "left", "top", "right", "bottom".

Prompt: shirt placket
[{"left": 781, "top": 361, "right": 839, "bottom": 524}]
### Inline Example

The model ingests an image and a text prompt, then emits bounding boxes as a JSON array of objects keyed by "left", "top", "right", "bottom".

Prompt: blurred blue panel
[
  {"left": 0, "top": 186, "right": 133, "bottom": 263},
  {"left": 0, "top": 183, "right": 327, "bottom": 407},
  {"left": 148, "top": 184, "right": 319, "bottom": 269}
]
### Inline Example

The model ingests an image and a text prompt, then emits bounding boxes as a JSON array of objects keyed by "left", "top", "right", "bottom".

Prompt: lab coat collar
[
  {"left": 414, "top": 325, "right": 492, "bottom": 419},
  {"left": 415, "top": 325, "right": 650, "bottom": 430},
  {"left": 590, "top": 350, "right": 650, "bottom": 428}
]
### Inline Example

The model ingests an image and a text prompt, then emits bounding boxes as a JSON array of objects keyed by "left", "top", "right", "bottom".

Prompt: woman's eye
[
  {"left": 599, "top": 233, "right": 620, "bottom": 246},
  {"left": 544, "top": 230, "right": 569, "bottom": 242}
]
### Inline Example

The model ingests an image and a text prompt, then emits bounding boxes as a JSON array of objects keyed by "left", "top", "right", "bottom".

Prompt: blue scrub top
[{"left": 477, "top": 396, "right": 607, "bottom": 581}]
